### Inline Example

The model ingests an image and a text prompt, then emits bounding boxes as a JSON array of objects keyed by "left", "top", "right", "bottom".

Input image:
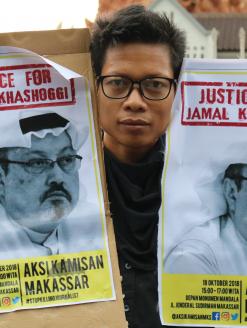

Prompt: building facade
[{"left": 149, "top": 0, "right": 246, "bottom": 59}]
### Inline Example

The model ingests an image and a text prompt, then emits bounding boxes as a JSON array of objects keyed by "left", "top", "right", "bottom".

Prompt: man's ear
[
  {"left": 0, "top": 166, "right": 6, "bottom": 204},
  {"left": 223, "top": 177, "right": 238, "bottom": 214}
]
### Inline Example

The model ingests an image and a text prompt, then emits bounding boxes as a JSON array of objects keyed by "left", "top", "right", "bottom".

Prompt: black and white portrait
[
  {"left": 0, "top": 111, "right": 103, "bottom": 259},
  {"left": 164, "top": 163, "right": 247, "bottom": 275}
]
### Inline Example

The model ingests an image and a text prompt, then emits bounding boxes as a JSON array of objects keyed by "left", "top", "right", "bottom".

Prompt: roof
[
  {"left": 149, "top": 0, "right": 209, "bottom": 35},
  {"left": 194, "top": 13, "right": 247, "bottom": 51}
]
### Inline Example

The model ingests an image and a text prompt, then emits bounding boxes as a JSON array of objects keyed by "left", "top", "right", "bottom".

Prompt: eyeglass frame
[
  {"left": 227, "top": 175, "right": 247, "bottom": 181},
  {"left": 97, "top": 75, "right": 177, "bottom": 101},
  {"left": 236, "top": 176, "right": 247, "bottom": 180},
  {"left": 0, "top": 154, "right": 82, "bottom": 174}
]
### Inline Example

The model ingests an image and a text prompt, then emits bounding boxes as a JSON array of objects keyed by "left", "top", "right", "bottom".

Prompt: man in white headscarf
[
  {"left": 0, "top": 112, "right": 101, "bottom": 259},
  {"left": 165, "top": 163, "right": 247, "bottom": 275}
]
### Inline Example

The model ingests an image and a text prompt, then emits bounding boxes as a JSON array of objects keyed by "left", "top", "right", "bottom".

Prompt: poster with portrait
[
  {"left": 0, "top": 46, "right": 115, "bottom": 312},
  {"left": 159, "top": 58, "right": 247, "bottom": 326}
]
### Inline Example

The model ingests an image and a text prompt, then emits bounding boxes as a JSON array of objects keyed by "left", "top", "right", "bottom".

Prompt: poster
[
  {"left": 0, "top": 46, "right": 115, "bottom": 312},
  {"left": 159, "top": 58, "right": 247, "bottom": 326}
]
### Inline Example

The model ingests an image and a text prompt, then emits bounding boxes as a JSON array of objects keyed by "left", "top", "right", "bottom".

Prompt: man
[
  {"left": 165, "top": 163, "right": 247, "bottom": 275},
  {"left": 90, "top": 5, "right": 186, "bottom": 327},
  {"left": 0, "top": 112, "right": 101, "bottom": 259}
]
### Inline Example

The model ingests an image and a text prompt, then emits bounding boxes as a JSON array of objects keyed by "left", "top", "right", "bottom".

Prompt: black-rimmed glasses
[
  {"left": 0, "top": 155, "right": 82, "bottom": 174},
  {"left": 97, "top": 75, "right": 177, "bottom": 100},
  {"left": 228, "top": 175, "right": 247, "bottom": 181}
]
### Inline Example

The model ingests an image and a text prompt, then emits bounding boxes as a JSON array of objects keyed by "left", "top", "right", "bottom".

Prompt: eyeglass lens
[{"left": 25, "top": 155, "right": 82, "bottom": 174}]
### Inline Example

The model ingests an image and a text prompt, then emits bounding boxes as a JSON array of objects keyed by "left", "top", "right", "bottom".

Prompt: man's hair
[
  {"left": 90, "top": 5, "right": 186, "bottom": 79},
  {"left": 224, "top": 163, "right": 246, "bottom": 191}
]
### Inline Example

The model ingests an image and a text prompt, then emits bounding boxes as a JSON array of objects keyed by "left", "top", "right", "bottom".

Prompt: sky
[{"left": 1, "top": 0, "right": 99, "bottom": 32}]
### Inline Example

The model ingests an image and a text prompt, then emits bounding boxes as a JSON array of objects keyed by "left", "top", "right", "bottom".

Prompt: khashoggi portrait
[
  {"left": 164, "top": 163, "right": 247, "bottom": 275},
  {"left": 0, "top": 112, "right": 103, "bottom": 259},
  {"left": 0, "top": 48, "right": 105, "bottom": 261}
]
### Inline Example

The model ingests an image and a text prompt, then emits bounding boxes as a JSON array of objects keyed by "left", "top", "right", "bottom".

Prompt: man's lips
[
  {"left": 119, "top": 118, "right": 150, "bottom": 126},
  {"left": 41, "top": 188, "right": 71, "bottom": 203},
  {"left": 46, "top": 192, "right": 67, "bottom": 199}
]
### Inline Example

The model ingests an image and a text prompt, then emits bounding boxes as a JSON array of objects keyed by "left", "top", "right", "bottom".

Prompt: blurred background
[{"left": 2, "top": 0, "right": 247, "bottom": 59}]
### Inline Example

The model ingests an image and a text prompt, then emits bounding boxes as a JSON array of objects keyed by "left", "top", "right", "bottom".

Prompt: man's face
[
  {"left": 2, "top": 131, "right": 79, "bottom": 233},
  {"left": 98, "top": 43, "right": 175, "bottom": 161},
  {"left": 229, "top": 166, "right": 247, "bottom": 240}
]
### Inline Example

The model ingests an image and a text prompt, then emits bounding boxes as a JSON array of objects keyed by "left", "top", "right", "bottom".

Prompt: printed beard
[{"left": 19, "top": 199, "right": 73, "bottom": 234}]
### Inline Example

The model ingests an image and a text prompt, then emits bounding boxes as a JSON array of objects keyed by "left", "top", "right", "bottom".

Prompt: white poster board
[
  {"left": 159, "top": 58, "right": 247, "bottom": 326},
  {"left": 0, "top": 46, "right": 115, "bottom": 312}
]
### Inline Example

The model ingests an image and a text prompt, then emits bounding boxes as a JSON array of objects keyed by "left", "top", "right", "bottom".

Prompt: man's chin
[
  {"left": 44, "top": 201, "right": 73, "bottom": 221},
  {"left": 21, "top": 204, "right": 73, "bottom": 234},
  {"left": 43, "top": 198, "right": 72, "bottom": 216}
]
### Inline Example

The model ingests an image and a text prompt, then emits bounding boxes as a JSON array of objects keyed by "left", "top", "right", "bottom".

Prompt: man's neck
[{"left": 104, "top": 134, "right": 154, "bottom": 164}]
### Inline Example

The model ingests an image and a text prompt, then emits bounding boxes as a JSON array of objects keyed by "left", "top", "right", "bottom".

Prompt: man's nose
[
  {"left": 46, "top": 162, "right": 65, "bottom": 185},
  {"left": 123, "top": 85, "right": 148, "bottom": 112}
]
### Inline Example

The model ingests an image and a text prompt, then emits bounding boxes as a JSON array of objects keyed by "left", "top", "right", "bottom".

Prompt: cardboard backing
[{"left": 0, "top": 28, "right": 127, "bottom": 328}]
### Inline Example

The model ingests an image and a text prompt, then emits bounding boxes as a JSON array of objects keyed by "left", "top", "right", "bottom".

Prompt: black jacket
[
  {"left": 104, "top": 138, "right": 165, "bottom": 328},
  {"left": 104, "top": 138, "right": 212, "bottom": 328}
]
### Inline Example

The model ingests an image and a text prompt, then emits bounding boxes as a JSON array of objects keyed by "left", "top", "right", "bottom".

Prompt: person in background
[{"left": 90, "top": 5, "right": 185, "bottom": 327}]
